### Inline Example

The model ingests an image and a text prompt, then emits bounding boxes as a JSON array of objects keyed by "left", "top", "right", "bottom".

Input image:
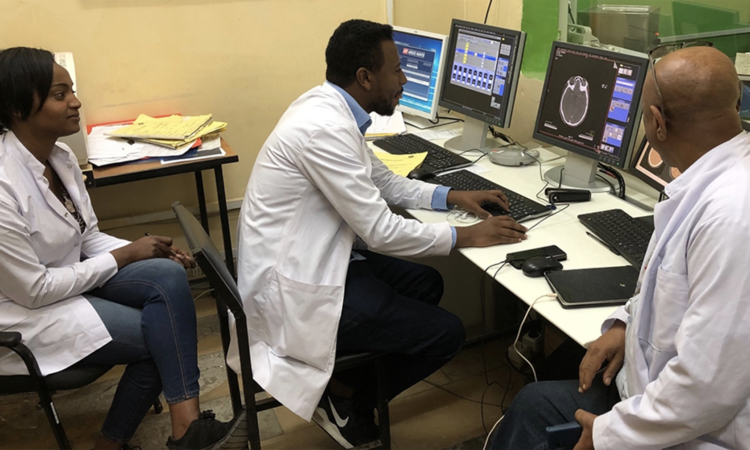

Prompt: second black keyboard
[
  {"left": 578, "top": 209, "right": 655, "bottom": 268},
  {"left": 373, "top": 133, "right": 473, "bottom": 173},
  {"left": 433, "top": 170, "right": 552, "bottom": 223}
]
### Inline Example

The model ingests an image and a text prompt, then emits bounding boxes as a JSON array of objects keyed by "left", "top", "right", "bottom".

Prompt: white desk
[{"left": 399, "top": 142, "right": 652, "bottom": 348}]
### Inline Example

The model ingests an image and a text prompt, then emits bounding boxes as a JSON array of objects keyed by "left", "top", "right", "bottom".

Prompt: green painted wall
[{"left": 520, "top": 0, "right": 560, "bottom": 79}]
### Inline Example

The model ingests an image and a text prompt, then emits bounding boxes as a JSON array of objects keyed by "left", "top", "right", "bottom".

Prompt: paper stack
[{"left": 87, "top": 114, "right": 228, "bottom": 166}]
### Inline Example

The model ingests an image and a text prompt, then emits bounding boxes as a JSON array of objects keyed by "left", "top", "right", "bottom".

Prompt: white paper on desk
[
  {"left": 88, "top": 125, "right": 142, "bottom": 159},
  {"left": 736, "top": 52, "right": 750, "bottom": 76},
  {"left": 365, "top": 110, "right": 406, "bottom": 139},
  {"left": 88, "top": 154, "right": 144, "bottom": 167},
  {"left": 160, "top": 148, "right": 226, "bottom": 165},
  {"left": 198, "top": 135, "right": 221, "bottom": 151},
  {"left": 88, "top": 124, "right": 195, "bottom": 165},
  {"left": 411, "top": 128, "right": 461, "bottom": 141},
  {"left": 88, "top": 141, "right": 194, "bottom": 166},
  {"left": 131, "top": 139, "right": 195, "bottom": 157}
]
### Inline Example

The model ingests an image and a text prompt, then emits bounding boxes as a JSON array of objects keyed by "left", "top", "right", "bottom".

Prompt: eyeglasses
[{"left": 647, "top": 41, "right": 714, "bottom": 119}]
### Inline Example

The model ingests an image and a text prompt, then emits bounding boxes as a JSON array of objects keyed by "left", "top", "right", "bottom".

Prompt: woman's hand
[
  {"left": 169, "top": 247, "right": 196, "bottom": 269},
  {"left": 110, "top": 235, "right": 174, "bottom": 269}
]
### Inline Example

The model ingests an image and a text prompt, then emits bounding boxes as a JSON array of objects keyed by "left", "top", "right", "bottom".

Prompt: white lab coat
[
  {"left": 594, "top": 131, "right": 750, "bottom": 449},
  {"left": 235, "top": 83, "right": 453, "bottom": 420},
  {"left": 0, "top": 131, "right": 128, "bottom": 376}
]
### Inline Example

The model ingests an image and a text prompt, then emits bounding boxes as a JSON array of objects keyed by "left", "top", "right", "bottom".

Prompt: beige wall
[
  {"left": 0, "top": 0, "right": 539, "bottom": 222},
  {"left": 0, "top": 0, "right": 387, "bottom": 220}
]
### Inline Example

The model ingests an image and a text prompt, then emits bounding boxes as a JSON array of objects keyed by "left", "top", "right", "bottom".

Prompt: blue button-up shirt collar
[{"left": 326, "top": 81, "right": 372, "bottom": 135}]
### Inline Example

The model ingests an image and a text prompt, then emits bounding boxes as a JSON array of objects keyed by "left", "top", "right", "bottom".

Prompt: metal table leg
[
  {"left": 214, "top": 166, "right": 236, "bottom": 279},
  {"left": 194, "top": 171, "right": 209, "bottom": 233}
]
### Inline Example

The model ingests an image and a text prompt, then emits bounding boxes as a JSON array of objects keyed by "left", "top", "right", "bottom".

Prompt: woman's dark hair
[
  {"left": 325, "top": 19, "right": 393, "bottom": 88},
  {"left": 0, "top": 47, "right": 55, "bottom": 131}
]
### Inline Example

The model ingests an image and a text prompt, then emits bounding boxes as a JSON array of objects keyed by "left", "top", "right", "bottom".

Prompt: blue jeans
[
  {"left": 74, "top": 258, "right": 200, "bottom": 443},
  {"left": 489, "top": 378, "right": 620, "bottom": 450},
  {"left": 335, "top": 251, "right": 465, "bottom": 415}
]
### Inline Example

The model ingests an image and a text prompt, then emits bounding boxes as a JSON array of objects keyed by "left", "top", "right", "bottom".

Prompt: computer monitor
[
  {"left": 438, "top": 19, "right": 526, "bottom": 154},
  {"left": 631, "top": 136, "right": 681, "bottom": 191},
  {"left": 532, "top": 42, "right": 648, "bottom": 192},
  {"left": 392, "top": 26, "right": 448, "bottom": 125}
]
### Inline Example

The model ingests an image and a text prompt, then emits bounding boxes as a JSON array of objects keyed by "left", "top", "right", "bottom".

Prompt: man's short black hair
[
  {"left": 325, "top": 19, "right": 394, "bottom": 87},
  {"left": 0, "top": 47, "right": 55, "bottom": 131}
]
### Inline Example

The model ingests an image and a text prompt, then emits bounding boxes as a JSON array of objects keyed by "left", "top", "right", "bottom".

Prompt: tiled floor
[{"left": 0, "top": 286, "right": 528, "bottom": 450}]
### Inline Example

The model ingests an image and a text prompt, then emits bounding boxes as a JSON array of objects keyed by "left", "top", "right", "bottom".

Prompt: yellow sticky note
[{"left": 373, "top": 151, "right": 428, "bottom": 177}]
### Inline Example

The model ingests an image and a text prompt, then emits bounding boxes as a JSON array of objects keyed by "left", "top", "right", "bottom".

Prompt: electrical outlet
[
  {"left": 186, "top": 266, "right": 204, "bottom": 281},
  {"left": 522, "top": 329, "right": 544, "bottom": 355},
  {"left": 508, "top": 342, "right": 533, "bottom": 371}
]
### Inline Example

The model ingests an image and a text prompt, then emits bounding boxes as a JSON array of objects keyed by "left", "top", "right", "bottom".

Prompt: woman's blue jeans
[{"left": 74, "top": 258, "right": 200, "bottom": 443}]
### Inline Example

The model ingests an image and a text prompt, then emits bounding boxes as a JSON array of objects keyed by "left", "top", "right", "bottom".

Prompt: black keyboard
[
  {"left": 373, "top": 133, "right": 473, "bottom": 172},
  {"left": 433, "top": 170, "right": 552, "bottom": 223},
  {"left": 578, "top": 209, "right": 655, "bottom": 268}
]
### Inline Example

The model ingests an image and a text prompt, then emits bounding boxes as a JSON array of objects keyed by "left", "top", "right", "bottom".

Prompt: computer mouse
[
  {"left": 407, "top": 167, "right": 436, "bottom": 181},
  {"left": 522, "top": 255, "right": 563, "bottom": 278}
]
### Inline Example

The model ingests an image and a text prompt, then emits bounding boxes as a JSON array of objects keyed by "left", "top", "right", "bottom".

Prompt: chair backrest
[{"left": 171, "top": 201, "right": 244, "bottom": 317}]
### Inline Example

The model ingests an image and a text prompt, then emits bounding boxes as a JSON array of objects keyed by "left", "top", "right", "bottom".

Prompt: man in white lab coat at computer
[
  {"left": 236, "top": 19, "right": 528, "bottom": 448},
  {"left": 490, "top": 46, "right": 750, "bottom": 449}
]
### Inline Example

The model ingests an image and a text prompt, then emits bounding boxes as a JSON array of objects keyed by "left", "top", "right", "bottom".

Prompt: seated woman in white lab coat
[{"left": 0, "top": 47, "right": 245, "bottom": 450}]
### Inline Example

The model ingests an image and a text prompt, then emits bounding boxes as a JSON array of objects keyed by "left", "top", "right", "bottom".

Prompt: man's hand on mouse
[
  {"left": 447, "top": 190, "right": 509, "bottom": 219},
  {"left": 455, "top": 215, "right": 527, "bottom": 247}
]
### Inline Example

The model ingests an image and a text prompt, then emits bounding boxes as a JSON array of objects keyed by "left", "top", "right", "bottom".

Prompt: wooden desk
[{"left": 85, "top": 138, "right": 240, "bottom": 277}]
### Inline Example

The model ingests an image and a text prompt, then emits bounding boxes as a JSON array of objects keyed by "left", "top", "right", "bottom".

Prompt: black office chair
[
  {"left": 0, "top": 332, "right": 163, "bottom": 450},
  {"left": 171, "top": 201, "right": 391, "bottom": 450}
]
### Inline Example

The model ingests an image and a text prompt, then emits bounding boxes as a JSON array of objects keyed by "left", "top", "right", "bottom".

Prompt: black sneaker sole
[{"left": 203, "top": 411, "right": 248, "bottom": 450}]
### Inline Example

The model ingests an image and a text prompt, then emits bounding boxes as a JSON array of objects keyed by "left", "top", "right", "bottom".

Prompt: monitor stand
[
  {"left": 403, "top": 114, "right": 438, "bottom": 130},
  {"left": 443, "top": 117, "right": 538, "bottom": 165},
  {"left": 544, "top": 152, "right": 621, "bottom": 193},
  {"left": 444, "top": 118, "right": 503, "bottom": 153}
]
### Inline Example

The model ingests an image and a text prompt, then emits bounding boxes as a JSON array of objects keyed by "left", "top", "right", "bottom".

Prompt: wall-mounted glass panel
[{"left": 571, "top": 1, "right": 750, "bottom": 58}]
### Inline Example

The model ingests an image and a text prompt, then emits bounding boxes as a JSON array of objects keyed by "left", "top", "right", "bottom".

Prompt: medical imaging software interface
[
  {"left": 536, "top": 47, "right": 642, "bottom": 161},
  {"left": 442, "top": 25, "right": 518, "bottom": 120},
  {"left": 393, "top": 31, "right": 444, "bottom": 115}
]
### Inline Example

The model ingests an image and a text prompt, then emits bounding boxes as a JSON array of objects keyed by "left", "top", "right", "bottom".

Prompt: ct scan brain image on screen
[
  {"left": 560, "top": 76, "right": 589, "bottom": 127},
  {"left": 536, "top": 47, "right": 642, "bottom": 162}
]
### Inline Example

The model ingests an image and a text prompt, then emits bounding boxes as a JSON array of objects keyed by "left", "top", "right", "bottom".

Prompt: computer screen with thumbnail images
[{"left": 438, "top": 19, "right": 526, "bottom": 153}]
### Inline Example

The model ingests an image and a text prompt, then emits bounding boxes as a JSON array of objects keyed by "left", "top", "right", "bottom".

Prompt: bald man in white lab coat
[{"left": 491, "top": 46, "right": 750, "bottom": 450}]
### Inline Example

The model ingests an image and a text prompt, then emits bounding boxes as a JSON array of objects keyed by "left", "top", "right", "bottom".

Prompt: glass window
[{"left": 571, "top": 1, "right": 750, "bottom": 58}]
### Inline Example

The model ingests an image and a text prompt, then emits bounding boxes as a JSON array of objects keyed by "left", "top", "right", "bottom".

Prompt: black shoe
[
  {"left": 166, "top": 410, "right": 247, "bottom": 450},
  {"left": 312, "top": 394, "right": 379, "bottom": 448},
  {"left": 89, "top": 441, "right": 141, "bottom": 450}
]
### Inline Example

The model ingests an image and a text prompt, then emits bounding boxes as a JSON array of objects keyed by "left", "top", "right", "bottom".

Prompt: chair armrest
[{"left": 0, "top": 331, "right": 22, "bottom": 348}]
